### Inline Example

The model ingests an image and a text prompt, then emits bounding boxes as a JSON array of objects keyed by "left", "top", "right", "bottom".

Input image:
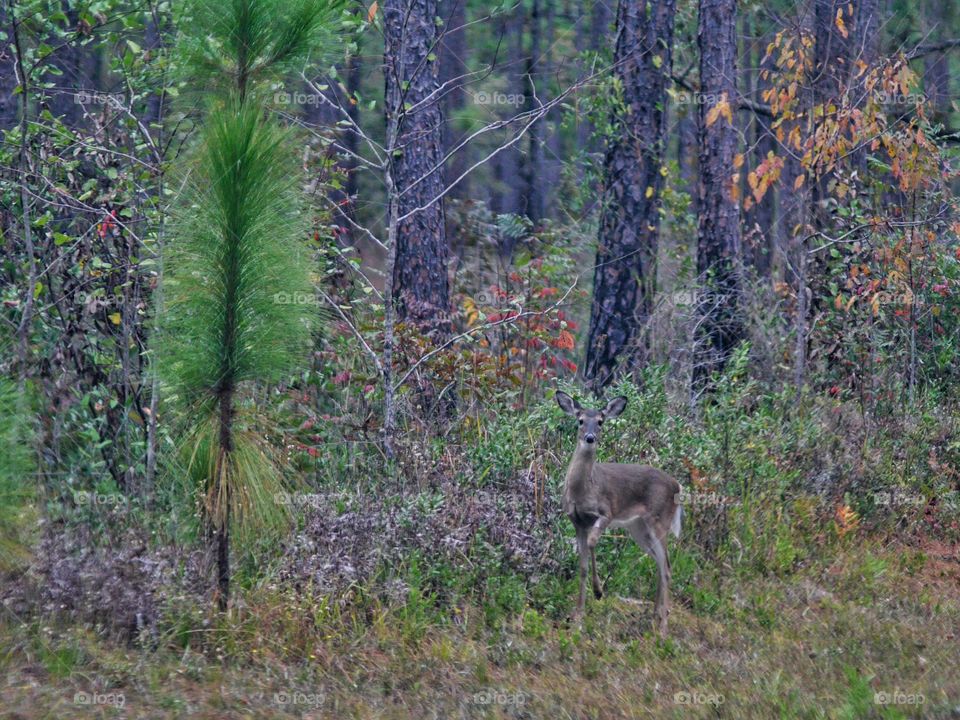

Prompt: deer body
[{"left": 557, "top": 392, "right": 682, "bottom": 634}]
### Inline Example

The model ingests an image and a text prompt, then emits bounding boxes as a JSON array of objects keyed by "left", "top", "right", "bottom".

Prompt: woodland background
[{"left": 2, "top": 0, "right": 960, "bottom": 717}]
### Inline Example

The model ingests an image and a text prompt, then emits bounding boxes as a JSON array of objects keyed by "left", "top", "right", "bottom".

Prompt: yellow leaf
[
  {"left": 645, "top": 186, "right": 654, "bottom": 199},
  {"left": 705, "top": 94, "right": 732, "bottom": 127},
  {"left": 835, "top": 8, "right": 848, "bottom": 39},
  {"left": 109, "top": 312, "right": 121, "bottom": 325}
]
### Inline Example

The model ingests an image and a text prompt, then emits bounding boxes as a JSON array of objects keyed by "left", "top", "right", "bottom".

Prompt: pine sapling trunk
[{"left": 214, "top": 380, "right": 234, "bottom": 612}]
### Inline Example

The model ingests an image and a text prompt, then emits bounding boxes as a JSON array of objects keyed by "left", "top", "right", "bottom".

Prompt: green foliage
[
  {"left": 162, "top": 101, "right": 315, "bottom": 408},
  {"left": 0, "top": 379, "right": 36, "bottom": 570},
  {"left": 176, "top": 0, "right": 346, "bottom": 98},
  {"left": 174, "top": 408, "right": 292, "bottom": 540}
]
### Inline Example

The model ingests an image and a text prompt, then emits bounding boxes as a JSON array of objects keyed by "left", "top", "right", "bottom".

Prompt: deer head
[{"left": 555, "top": 391, "right": 627, "bottom": 451}]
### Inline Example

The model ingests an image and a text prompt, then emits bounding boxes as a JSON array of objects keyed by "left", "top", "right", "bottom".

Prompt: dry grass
[{"left": 2, "top": 538, "right": 958, "bottom": 719}]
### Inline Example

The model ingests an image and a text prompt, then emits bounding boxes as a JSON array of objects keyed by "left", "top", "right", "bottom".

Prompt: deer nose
[{"left": 584, "top": 434, "right": 596, "bottom": 444}]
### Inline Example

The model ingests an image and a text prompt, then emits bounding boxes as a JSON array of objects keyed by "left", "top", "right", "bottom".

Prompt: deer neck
[{"left": 564, "top": 444, "right": 597, "bottom": 501}]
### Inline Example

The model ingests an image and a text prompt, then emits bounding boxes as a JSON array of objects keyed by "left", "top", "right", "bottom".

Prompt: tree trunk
[
  {"left": 384, "top": 0, "right": 451, "bottom": 336},
  {"left": 695, "top": 0, "right": 742, "bottom": 388},
  {"left": 440, "top": 0, "right": 468, "bottom": 200},
  {"left": 923, "top": 1, "right": 949, "bottom": 120},
  {"left": 523, "top": 0, "right": 546, "bottom": 222},
  {"left": 214, "top": 383, "right": 234, "bottom": 613},
  {"left": 0, "top": 3, "right": 18, "bottom": 130},
  {"left": 584, "top": 0, "right": 676, "bottom": 388}
]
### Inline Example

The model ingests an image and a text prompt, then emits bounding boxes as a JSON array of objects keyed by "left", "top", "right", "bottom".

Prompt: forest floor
[{"left": 2, "top": 536, "right": 958, "bottom": 719}]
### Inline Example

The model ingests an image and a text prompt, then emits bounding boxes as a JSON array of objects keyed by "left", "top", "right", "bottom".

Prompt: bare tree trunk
[
  {"left": 923, "top": 1, "right": 948, "bottom": 119},
  {"left": 523, "top": 0, "right": 546, "bottom": 222},
  {"left": 694, "top": 0, "right": 742, "bottom": 389},
  {"left": 584, "top": 0, "right": 676, "bottom": 388},
  {"left": 384, "top": 0, "right": 451, "bottom": 337},
  {"left": 0, "top": 3, "right": 18, "bottom": 130},
  {"left": 440, "top": 0, "right": 469, "bottom": 200}
]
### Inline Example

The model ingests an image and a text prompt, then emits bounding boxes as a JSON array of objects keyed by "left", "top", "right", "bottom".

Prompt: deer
[{"left": 555, "top": 391, "right": 682, "bottom": 635}]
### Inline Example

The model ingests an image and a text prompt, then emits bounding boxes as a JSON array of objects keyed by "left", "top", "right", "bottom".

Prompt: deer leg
[
  {"left": 574, "top": 530, "right": 588, "bottom": 619},
  {"left": 648, "top": 533, "right": 671, "bottom": 635},
  {"left": 586, "top": 515, "right": 609, "bottom": 549},
  {"left": 590, "top": 547, "right": 603, "bottom": 599},
  {"left": 629, "top": 520, "right": 671, "bottom": 635}
]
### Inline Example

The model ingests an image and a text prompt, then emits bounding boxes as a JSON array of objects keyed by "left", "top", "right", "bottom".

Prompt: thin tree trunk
[
  {"left": 440, "top": 0, "right": 468, "bottom": 200},
  {"left": 523, "top": 0, "right": 546, "bottom": 221}
]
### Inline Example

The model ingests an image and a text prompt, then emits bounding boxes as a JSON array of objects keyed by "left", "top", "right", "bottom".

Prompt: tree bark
[
  {"left": 439, "top": 0, "right": 468, "bottom": 200},
  {"left": 695, "top": 0, "right": 742, "bottom": 388},
  {"left": 584, "top": 0, "right": 676, "bottom": 388},
  {"left": 523, "top": 0, "right": 546, "bottom": 222},
  {"left": 384, "top": 0, "right": 451, "bottom": 336}
]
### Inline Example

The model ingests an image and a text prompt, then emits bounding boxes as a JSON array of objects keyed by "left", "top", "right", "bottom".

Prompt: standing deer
[{"left": 556, "top": 391, "right": 682, "bottom": 634}]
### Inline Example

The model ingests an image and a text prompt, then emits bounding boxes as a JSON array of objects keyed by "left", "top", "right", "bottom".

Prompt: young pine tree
[{"left": 164, "top": 0, "right": 343, "bottom": 611}]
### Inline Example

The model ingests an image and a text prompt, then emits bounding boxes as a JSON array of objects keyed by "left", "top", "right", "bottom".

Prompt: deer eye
[
  {"left": 577, "top": 418, "right": 583, "bottom": 425},
  {"left": 598, "top": 419, "right": 604, "bottom": 426}
]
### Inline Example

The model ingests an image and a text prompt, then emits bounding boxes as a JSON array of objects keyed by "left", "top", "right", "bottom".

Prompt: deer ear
[
  {"left": 603, "top": 396, "right": 627, "bottom": 418},
  {"left": 555, "top": 391, "right": 580, "bottom": 416}
]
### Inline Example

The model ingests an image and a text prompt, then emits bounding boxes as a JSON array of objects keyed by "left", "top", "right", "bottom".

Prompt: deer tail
[{"left": 670, "top": 503, "right": 682, "bottom": 539}]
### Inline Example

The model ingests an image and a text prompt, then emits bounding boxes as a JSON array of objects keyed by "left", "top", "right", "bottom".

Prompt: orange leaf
[
  {"left": 367, "top": 1, "right": 378, "bottom": 21},
  {"left": 794, "top": 174, "right": 805, "bottom": 190},
  {"left": 705, "top": 94, "right": 732, "bottom": 127},
  {"left": 835, "top": 8, "right": 848, "bottom": 39}
]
